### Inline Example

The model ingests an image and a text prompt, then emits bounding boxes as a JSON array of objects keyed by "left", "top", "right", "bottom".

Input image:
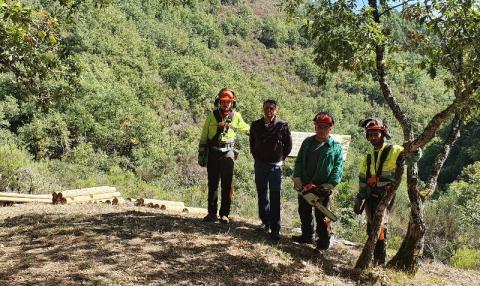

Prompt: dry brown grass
[{"left": 1, "top": 204, "right": 479, "bottom": 285}]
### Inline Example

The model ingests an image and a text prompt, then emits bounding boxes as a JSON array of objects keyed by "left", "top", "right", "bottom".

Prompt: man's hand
[
  {"left": 198, "top": 143, "right": 208, "bottom": 167},
  {"left": 218, "top": 121, "right": 229, "bottom": 129},
  {"left": 198, "top": 152, "right": 207, "bottom": 167},
  {"left": 293, "top": 177, "right": 302, "bottom": 191}
]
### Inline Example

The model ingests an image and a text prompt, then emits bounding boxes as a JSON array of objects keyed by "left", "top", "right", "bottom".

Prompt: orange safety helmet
[
  {"left": 215, "top": 87, "right": 237, "bottom": 108},
  {"left": 359, "top": 117, "right": 391, "bottom": 139}
]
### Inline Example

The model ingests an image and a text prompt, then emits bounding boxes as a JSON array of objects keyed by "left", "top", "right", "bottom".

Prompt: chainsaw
[{"left": 297, "top": 183, "right": 337, "bottom": 222}]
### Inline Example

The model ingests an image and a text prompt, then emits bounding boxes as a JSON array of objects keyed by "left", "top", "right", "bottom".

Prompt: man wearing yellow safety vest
[
  {"left": 198, "top": 88, "right": 250, "bottom": 224},
  {"left": 354, "top": 117, "right": 405, "bottom": 266}
]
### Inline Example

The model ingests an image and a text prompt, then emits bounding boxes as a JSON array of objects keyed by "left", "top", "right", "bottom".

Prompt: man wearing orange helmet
[
  {"left": 354, "top": 117, "right": 404, "bottom": 266},
  {"left": 292, "top": 111, "right": 344, "bottom": 250},
  {"left": 198, "top": 88, "right": 249, "bottom": 224}
]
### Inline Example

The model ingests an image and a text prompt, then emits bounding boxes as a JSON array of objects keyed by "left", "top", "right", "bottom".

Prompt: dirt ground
[{"left": 1, "top": 203, "right": 479, "bottom": 286}]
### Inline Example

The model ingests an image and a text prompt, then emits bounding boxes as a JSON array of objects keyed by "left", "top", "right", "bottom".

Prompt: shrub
[
  {"left": 0, "top": 144, "right": 32, "bottom": 191},
  {"left": 257, "top": 18, "right": 289, "bottom": 48},
  {"left": 450, "top": 248, "right": 480, "bottom": 270},
  {"left": 292, "top": 52, "right": 320, "bottom": 84},
  {"left": 18, "top": 111, "right": 70, "bottom": 159},
  {"left": 0, "top": 144, "right": 54, "bottom": 193}
]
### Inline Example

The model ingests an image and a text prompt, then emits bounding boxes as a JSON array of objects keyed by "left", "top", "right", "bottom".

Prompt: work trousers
[
  {"left": 207, "top": 149, "right": 234, "bottom": 217},
  {"left": 365, "top": 193, "right": 396, "bottom": 265},
  {"left": 254, "top": 160, "right": 282, "bottom": 235},
  {"left": 298, "top": 194, "right": 331, "bottom": 249}
]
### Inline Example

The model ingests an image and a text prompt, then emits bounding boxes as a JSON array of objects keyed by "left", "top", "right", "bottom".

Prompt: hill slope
[{"left": 1, "top": 204, "right": 478, "bottom": 285}]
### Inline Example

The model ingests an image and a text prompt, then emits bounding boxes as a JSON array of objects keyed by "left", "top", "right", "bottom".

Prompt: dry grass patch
[{"left": 1, "top": 204, "right": 478, "bottom": 285}]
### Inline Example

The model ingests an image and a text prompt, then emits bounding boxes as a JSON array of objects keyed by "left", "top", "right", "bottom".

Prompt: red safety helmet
[
  {"left": 313, "top": 111, "right": 334, "bottom": 126},
  {"left": 359, "top": 117, "right": 391, "bottom": 139}
]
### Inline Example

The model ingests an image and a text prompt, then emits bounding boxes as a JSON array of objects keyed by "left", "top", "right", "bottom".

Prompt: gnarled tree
[{"left": 283, "top": 0, "right": 480, "bottom": 272}]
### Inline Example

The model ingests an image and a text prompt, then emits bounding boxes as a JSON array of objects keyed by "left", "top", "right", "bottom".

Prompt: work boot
[
  {"left": 256, "top": 223, "right": 270, "bottom": 233},
  {"left": 373, "top": 240, "right": 386, "bottom": 266},
  {"left": 270, "top": 232, "right": 281, "bottom": 242},
  {"left": 219, "top": 215, "right": 230, "bottom": 224},
  {"left": 203, "top": 214, "right": 217, "bottom": 222},
  {"left": 315, "top": 241, "right": 330, "bottom": 251},
  {"left": 291, "top": 235, "right": 313, "bottom": 244},
  {"left": 316, "top": 236, "right": 331, "bottom": 251}
]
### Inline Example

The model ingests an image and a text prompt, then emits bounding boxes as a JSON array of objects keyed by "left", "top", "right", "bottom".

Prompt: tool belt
[{"left": 211, "top": 142, "right": 234, "bottom": 153}]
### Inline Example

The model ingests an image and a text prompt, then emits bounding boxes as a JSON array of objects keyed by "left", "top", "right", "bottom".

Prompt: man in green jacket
[
  {"left": 198, "top": 88, "right": 250, "bottom": 224},
  {"left": 292, "top": 111, "right": 344, "bottom": 250}
]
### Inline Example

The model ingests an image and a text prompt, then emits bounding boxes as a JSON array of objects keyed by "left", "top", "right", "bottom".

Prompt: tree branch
[
  {"left": 408, "top": 79, "right": 479, "bottom": 152},
  {"left": 379, "top": 0, "right": 416, "bottom": 17},
  {"left": 426, "top": 114, "right": 462, "bottom": 193},
  {"left": 369, "top": 0, "right": 412, "bottom": 139}
]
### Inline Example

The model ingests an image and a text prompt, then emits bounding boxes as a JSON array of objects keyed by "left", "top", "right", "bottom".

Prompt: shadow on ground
[{"left": 0, "top": 208, "right": 361, "bottom": 285}]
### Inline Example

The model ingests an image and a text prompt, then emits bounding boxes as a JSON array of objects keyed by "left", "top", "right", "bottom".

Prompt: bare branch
[
  {"left": 426, "top": 114, "right": 462, "bottom": 192},
  {"left": 379, "top": 0, "right": 416, "bottom": 17},
  {"left": 406, "top": 101, "right": 457, "bottom": 151}
]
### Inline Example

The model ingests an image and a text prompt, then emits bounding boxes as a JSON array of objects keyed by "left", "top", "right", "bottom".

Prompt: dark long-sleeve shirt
[{"left": 249, "top": 117, "right": 292, "bottom": 164}]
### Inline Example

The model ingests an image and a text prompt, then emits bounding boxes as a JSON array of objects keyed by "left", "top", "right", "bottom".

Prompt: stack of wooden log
[
  {"left": 132, "top": 198, "right": 208, "bottom": 215},
  {"left": 1, "top": 186, "right": 207, "bottom": 215},
  {"left": 0, "top": 192, "right": 52, "bottom": 206},
  {"left": 52, "top": 186, "right": 122, "bottom": 205}
]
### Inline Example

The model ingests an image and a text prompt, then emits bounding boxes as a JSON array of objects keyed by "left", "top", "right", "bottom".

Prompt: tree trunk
[
  {"left": 366, "top": 0, "right": 466, "bottom": 273},
  {"left": 387, "top": 164, "right": 425, "bottom": 272},
  {"left": 355, "top": 190, "right": 396, "bottom": 269}
]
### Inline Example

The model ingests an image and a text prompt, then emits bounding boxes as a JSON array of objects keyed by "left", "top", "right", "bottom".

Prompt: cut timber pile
[
  {"left": 53, "top": 186, "right": 122, "bottom": 205},
  {"left": 132, "top": 197, "right": 207, "bottom": 215},
  {"left": 0, "top": 193, "right": 52, "bottom": 206},
  {"left": 2, "top": 187, "right": 207, "bottom": 216}
]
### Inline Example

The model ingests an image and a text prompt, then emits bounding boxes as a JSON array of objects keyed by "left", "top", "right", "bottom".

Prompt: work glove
[{"left": 353, "top": 197, "right": 365, "bottom": 215}]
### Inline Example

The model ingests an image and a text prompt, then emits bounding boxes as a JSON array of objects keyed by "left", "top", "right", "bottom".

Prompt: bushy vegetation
[{"left": 1, "top": 0, "right": 478, "bottom": 270}]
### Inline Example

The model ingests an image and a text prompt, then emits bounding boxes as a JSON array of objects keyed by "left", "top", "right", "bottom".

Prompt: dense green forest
[{"left": 1, "top": 0, "right": 479, "bottom": 269}]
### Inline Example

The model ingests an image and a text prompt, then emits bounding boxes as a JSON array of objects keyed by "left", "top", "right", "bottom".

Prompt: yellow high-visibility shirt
[
  {"left": 198, "top": 110, "right": 249, "bottom": 149},
  {"left": 357, "top": 143, "right": 403, "bottom": 199}
]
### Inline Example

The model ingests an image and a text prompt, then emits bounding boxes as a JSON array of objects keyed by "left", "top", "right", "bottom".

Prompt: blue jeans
[{"left": 254, "top": 160, "right": 282, "bottom": 234}]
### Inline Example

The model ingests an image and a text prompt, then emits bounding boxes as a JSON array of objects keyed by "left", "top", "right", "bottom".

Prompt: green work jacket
[{"left": 293, "top": 135, "right": 344, "bottom": 188}]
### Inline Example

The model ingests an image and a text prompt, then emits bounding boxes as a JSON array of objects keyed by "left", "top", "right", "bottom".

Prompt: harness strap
[
  {"left": 366, "top": 144, "right": 392, "bottom": 179},
  {"left": 209, "top": 109, "right": 235, "bottom": 147}
]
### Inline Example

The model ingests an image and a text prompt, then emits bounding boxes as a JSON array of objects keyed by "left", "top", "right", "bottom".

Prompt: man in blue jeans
[{"left": 249, "top": 99, "right": 292, "bottom": 241}]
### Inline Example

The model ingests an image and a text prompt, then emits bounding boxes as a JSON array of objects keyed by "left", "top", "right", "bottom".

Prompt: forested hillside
[{"left": 1, "top": 0, "right": 479, "bottom": 270}]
